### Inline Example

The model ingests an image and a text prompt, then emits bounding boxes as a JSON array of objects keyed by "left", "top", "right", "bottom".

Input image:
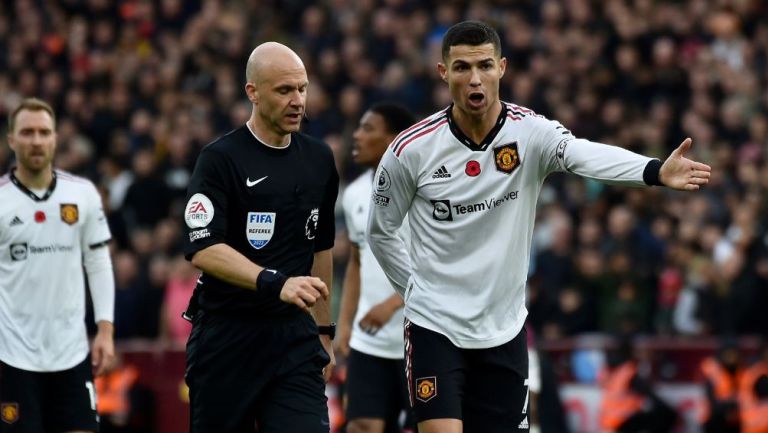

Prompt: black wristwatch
[{"left": 318, "top": 323, "right": 336, "bottom": 340}]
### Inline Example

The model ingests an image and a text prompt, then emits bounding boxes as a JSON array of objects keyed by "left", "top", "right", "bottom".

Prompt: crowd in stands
[{"left": 1, "top": 0, "right": 767, "bottom": 348}]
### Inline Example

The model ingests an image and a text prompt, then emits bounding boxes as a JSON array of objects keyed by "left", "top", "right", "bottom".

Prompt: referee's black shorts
[
  {"left": 186, "top": 311, "right": 330, "bottom": 433},
  {"left": 404, "top": 320, "right": 529, "bottom": 433}
]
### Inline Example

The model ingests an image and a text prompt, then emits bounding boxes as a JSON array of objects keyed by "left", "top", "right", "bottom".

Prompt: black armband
[
  {"left": 256, "top": 269, "right": 288, "bottom": 297},
  {"left": 643, "top": 159, "right": 664, "bottom": 186}
]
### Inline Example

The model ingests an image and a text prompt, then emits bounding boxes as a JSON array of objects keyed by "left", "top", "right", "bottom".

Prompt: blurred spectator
[
  {"left": 161, "top": 256, "right": 197, "bottom": 349},
  {"left": 698, "top": 339, "right": 743, "bottom": 433}
]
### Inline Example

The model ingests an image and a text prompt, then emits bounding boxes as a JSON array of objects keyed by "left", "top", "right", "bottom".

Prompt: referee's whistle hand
[{"left": 279, "top": 277, "right": 329, "bottom": 311}]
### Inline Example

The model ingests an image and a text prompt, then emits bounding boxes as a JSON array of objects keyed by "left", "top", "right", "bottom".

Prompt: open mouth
[{"left": 469, "top": 92, "right": 485, "bottom": 105}]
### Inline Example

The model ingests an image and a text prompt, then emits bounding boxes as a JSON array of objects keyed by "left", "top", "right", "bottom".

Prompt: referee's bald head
[{"left": 246, "top": 42, "right": 305, "bottom": 84}]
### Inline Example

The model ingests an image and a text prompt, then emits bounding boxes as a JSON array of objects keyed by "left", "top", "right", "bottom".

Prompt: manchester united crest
[
  {"left": 1, "top": 402, "right": 19, "bottom": 424},
  {"left": 60, "top": 204, "right": 79, "bottom": 225},
  {"left": 415, "top": 377, "right": 437, "bottom": 402},
  {"left": 493, "top": 142, "right": 521, "bottom": 174}
]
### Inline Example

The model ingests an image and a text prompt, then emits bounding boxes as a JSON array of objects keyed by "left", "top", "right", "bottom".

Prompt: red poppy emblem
[
  {"left": 34, "top": 211, "right": 46, "bottom": 223},
  {"left": 465, "top": 160, "right": 481, "bottom": 177}
]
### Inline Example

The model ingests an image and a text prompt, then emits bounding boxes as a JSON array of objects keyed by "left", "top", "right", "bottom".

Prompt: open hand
[{"left": 659, "top": 138, "right": 711, "bottom": 191}]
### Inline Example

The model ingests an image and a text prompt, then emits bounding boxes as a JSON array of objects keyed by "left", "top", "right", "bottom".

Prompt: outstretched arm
[{"left": 659, "top": 138, "right": 711, "bottom": 190}]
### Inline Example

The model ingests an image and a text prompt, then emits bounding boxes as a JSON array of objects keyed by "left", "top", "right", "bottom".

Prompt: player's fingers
[
  {"left": 675, "top": 137, "right": 692, "bottom": 156},
  {"left": 690, "top": 161, "right": 711, "bottom": 172},
  {"left": 91, "top": 346, "right": 102, "bottom": 367},
  {"left": 691, "top": 170, "right": 710, "bottom": 179}
]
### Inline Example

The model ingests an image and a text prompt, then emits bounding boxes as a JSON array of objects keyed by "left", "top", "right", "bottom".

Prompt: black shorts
[
  {"left": 405, "top": 321, "right": 529, "bottom": 433},
  {"left": 186, "top": 311, "right": 330, "bottom": 433},
  {"left": 345, "top": 349, "right": 414, "bottom": 431},
  {"left": 0, "top": 357, "right": 98, "bottom": 433}
]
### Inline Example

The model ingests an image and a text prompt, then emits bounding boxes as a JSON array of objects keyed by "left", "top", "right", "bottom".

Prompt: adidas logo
[
  {"left": 518, "top": 416, "right": 529, "bottom": 429},
  {"left": 432, "top": 165, "right": 451, "bottom": 179},
  {"left": 9, "top": 216, "right": 23, "bottom": 226}
]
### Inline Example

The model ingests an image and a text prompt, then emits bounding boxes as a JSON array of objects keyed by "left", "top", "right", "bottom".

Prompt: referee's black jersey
[{"left": 183, "top": 125, "right": 339, "bottom": 315}]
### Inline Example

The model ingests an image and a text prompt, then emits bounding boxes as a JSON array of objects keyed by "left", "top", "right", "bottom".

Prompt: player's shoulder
[
  {"left": 502, "top": 101, "right": 562, "bottom": 133},
  {"left": 0, "top": 172, "right": 11, "bottom": 189},
  {"left": 55, "top": 169, "right": 98, "bottom": 190},
  {"left": 389, "top": 107, "right": 450, "bottom": 159},
  {"left": 502, "top": 101, "right": 545, "bottom": 122}
]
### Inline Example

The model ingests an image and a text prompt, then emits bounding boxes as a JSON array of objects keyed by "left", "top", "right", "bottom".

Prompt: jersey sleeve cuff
[{"left": 643, "top": 159, "right": 663, "bottom": 186}]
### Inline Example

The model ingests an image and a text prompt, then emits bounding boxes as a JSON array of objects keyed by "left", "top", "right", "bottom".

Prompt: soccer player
[
  {"left": 338, "top": 103, "right": 416, "bottom": 433},
  {"left": 367, "top": 21, "right": 711, "bottom": 433},
  {"left": 183, "top": 42, "right": 339, "bottom": 433},
  {"left": 0, "top": 98, "right": 115, "bottom": 432}
]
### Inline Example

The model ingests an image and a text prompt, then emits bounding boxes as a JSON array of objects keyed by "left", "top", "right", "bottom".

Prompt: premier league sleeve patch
[
  {"left": 493, "top": 142, "right": 521, "bottom": 174},
  {"left": 246, "top": 212, "right": 276, "bottom": 249},
  {"left": 185, "top": 193, "right": 214, "bottom": 229}
]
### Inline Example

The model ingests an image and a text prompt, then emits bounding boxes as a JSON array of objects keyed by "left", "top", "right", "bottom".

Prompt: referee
[{"left": 183, "top": 42, "right": 339, "bottom": 433}]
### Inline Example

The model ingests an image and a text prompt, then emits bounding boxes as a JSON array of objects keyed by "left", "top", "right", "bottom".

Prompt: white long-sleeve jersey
[
  {"left": 367, "top": 103, "right": 658, "bottom": 349},
  {"left": 0, "top": 170, "right": 112, "bottom": 371}
]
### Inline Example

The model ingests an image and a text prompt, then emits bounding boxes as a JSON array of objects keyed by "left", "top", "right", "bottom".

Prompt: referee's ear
[{"left": 245, "top": 82, "right": 259, "bottom": 103}]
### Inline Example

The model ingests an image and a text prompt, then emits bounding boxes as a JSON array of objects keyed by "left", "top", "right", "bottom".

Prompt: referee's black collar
[
  {"left": 446, "top": 101, "right": 507, "bottom": 152},
  {"left": 9, "top": 168, "right": 57, "bottom": 202}
]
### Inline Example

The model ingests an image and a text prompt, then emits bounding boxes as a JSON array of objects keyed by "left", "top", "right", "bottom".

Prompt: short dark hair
[
  {"left": 9, "top": 98, "right": 56, "bottom": 132},
  {"left": 368, "top": 102, "right": 417, "bottom": 136},
  {"left": 441, "top": 21, "right": 501, "bottom": 62}
]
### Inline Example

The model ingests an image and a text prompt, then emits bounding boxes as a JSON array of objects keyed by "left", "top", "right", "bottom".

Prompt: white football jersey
[
  {"left": 342, "top": 170, "right": 409, "bottom": 359},
  {"left": 0, "top": 170, "right": 111, "bottom": 371},
  {"left": 368, "top": 103, "right": 656, "bottom": 349}
]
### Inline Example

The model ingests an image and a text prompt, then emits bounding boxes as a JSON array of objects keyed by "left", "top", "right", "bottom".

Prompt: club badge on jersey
[
  {"left": 247, "top": 212, "right": 275, "bottom": 249},
  {"left": 60, "top": 203, "right": 79, "bottom": 225},
  {"left": 493, "top": 142, "right": 521, "bottom": 174}
]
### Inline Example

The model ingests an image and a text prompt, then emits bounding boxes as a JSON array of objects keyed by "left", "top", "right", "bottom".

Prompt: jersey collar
[
  {"left": 10, "top": 168, "right": 57, "bottom": 202},
  {"left": 446, "top": 102, "right": 508, "bottom": 152}
]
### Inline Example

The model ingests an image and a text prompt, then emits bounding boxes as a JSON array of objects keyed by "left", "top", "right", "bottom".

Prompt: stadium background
[{"left": 1, "top": 0, "right": 767, "bottom": 432}]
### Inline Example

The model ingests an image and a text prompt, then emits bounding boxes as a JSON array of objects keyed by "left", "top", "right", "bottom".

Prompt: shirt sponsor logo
[
  {"left": 305, "top": 208, "right": 319, "bottom": 240},
  {"left": 185, "top": 193, "right": 214, "bottom": 229},
  {"left": 246, "top": 212, "right": 275, "bottom": 249},
  {"left": 430, "top": 200, "right": 453, "bottom": 221},
  {"left": 432, "top": 165, "right": 451, "bottom": 179},
  {"left": 376, "top": 168, "right": 391, "bottom": 192},
  {"left": 415, "top": 377, "right": 437, "bottom": 402},
  {"left": 34, "top": 211, "right": 46, "bottom": 223},
  {"left": 9, "top": 243, "right": 75, "bottom": 261},
  {"left": 493, "top": 142, "right": 521, "bottom": 174},
  {"left": 189, "top": 228, "right": 210, "bottom": 242},
  {"left": 0, "top": 402, "right": 19, "bottom": 424},
  {"left": 430, "top": 190, "right": 519, "bottom": 220},
  {"left": 9, "top": 244, "right": 27, "bottom": 261},
  {"left": 373, "top": 193, "right": 390, "bottom": 207},
  {"left": 60, "top": 203, "right": 79, "bottom": 225}
]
